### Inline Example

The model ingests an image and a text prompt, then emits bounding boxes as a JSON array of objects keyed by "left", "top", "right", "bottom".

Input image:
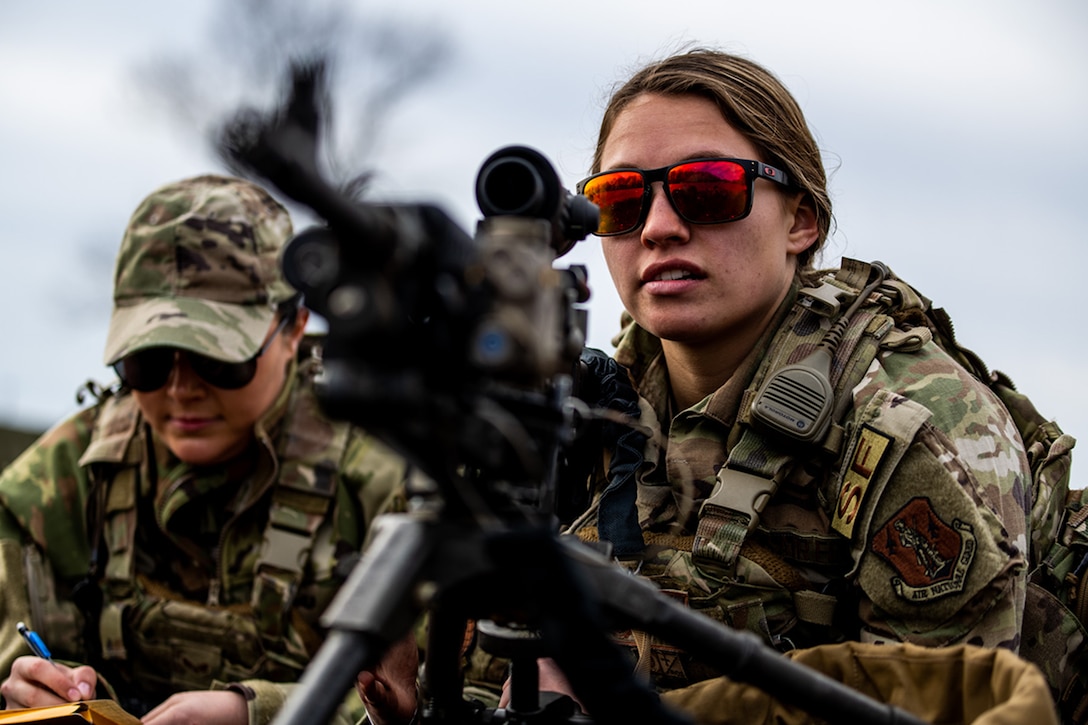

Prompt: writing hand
[{"left": 0, "top": 656, "right": 96, "bottom": 709}]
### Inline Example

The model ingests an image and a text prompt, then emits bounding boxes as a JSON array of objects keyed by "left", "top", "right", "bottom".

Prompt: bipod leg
[
  {"left": 474, "top": 621, "right": 589, "bottom": 725},
  {"left": 482, "top": 527, "right": 692, "bottom": 725},
  {"left": 420, "top": 602, "right": 478, "bottom": 722},
  {"left": 271, "top": 514, "right": 435, "bottom": 725},
  {"left": 559, "top": 537, "right": 930, "bottom": 725}
]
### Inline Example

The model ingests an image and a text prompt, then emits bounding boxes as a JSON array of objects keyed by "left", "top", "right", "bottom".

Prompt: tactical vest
[
  {"left": 581, "top": 259, "right": 1080, "bottom": 715},
  {"left": 28, "top": 357, "right": 350, "bottom": 711},
  {"left": 573, "top": 260, "right": 907, "bottom": 684}
]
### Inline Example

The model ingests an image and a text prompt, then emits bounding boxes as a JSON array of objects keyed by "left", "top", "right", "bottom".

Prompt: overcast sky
[{"left": 2, "top": 0, "right": 1086, "bottom": 448}]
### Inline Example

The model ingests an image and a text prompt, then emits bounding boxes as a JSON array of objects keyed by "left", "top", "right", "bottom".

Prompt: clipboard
[{"left": 0, "top": 700, "right": 140, "bottom": 724}]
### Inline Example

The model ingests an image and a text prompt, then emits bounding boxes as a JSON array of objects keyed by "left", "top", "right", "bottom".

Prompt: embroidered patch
[
  {"left": 831, "top": 425, "right": 893, "bottom": 538},
  {"left": 871, "top": 497, "right": 976, "bottom": 601}
]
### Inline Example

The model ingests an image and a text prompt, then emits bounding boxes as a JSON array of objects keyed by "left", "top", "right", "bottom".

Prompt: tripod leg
[
  {"left": 486, "top": 529, "right": 693, "bottom": 725},
  {"left": 559, "top": 536, "right": 929, "bottom": 725},
  {"left": 273, "top": 629, "right": 379, "bottom": 725},
  {"left": 507, "top": 656, "right": 541, "bottom": 714},
  {"left": 421, "top": 608, "right": 474, "bottom": 720},
  {"left": 272, "top": 514, "right": 435, "bottom": 725}
]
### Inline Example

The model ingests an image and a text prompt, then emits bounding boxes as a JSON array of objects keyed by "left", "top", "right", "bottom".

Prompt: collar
[
  {"left": 612, "top": 282, "right": 801, "bottom": 428},
  {"left": 149, "top": 357, "right": 300, "bottom": 519}
]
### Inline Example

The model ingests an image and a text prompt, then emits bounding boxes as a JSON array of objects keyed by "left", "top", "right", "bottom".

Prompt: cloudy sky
[{"left": 2, "top": 0, "right": 1086, "bottom": 447}]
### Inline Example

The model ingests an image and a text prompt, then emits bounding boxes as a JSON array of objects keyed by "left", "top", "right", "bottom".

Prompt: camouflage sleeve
[
  {"left": 212, "top": 679, "right": 362, "bottom": 725},
  {"left": 0, "top": 409, "right": 98, "bottom": 677},
  {"left": 840, "top": 343, "right": 1030, "bottom": 650},
  {"left": 0, "top": 537, "right": 34, "bottom": 677}
]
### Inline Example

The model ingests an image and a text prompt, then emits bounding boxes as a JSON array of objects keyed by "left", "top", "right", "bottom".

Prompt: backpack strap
[
  {"left": 250, "top": 372, "right": 351, "bottom": 649},
  {"left": 691, "top": 435, "right": 791, "bottom": 571},
  {"left": 97, "top": 465, "right": 141, "bottom": 661},
  {"left": 1059, "top": 498, "right": 1088, "bottom": 621},
  {"left": 75, "top": 393, "right": 144, "bottom": 663},
  {"left": 692, "top": 259, "right": 894, "bottom": 573},
  {"left": 79, "top": 367, "right": 352, "bottom": 660}
]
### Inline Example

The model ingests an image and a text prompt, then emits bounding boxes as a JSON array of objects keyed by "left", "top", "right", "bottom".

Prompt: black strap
[{"left": 579, "top": 348, "right": 647, "bottom": 557}]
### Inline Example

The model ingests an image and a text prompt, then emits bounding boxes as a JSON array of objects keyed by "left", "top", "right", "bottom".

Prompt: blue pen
[{"left": 16, "top": 621, "right": 52, "bottom": 661}]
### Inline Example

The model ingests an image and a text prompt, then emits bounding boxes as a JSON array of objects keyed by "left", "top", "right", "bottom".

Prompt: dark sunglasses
[
  {"left": 576, "top": 157, "right": 791, "bottom": 237},
  {"left": 113, "top": 315, "right": 291, "bottom": 392}
]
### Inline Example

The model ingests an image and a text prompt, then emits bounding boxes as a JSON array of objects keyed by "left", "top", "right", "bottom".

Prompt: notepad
[{"left": 0, "top": 700, "right": 140, "bottom": 724}]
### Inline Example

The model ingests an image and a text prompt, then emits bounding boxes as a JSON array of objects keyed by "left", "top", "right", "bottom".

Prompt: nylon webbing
[
  {"left": 692, "top": 260, "right": 889, "bottom": 573},
  {"left": 250, "top": 392, "right": 349, "bottom": 647},
  {"left": 692, "top": 437, "right": 792, "bottom": 570},
  {"left": 99, "top": 466, "right": 140, "bottom": 662}
]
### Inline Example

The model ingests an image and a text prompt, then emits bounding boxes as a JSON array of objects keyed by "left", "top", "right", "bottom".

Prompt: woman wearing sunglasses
[
  {"left": 418, "top": 47, "right": 1057, "bottom": 724},
  {"left": 0, "top": 175, "right": 405, "bottom": 725}
]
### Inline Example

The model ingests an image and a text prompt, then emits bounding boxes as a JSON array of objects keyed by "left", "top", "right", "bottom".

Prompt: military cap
[{"left": 103, "top": 174, "right": 296, "bottom": 365}]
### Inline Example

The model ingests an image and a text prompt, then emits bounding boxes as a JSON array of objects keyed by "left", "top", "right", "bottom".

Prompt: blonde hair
[{"left": 593, "top": 48, "right": 831, "bottom": 273}]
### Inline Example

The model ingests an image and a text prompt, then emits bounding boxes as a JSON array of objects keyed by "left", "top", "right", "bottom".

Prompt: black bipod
[
  {"left": 271, "top": 513, "right": 928, "bottom": 725},
  {"left": 271, "top": 512, "right": 689, "bottom": 725},
  {"left": 470, "top": 620, "right": 592, "bottom": 724}
]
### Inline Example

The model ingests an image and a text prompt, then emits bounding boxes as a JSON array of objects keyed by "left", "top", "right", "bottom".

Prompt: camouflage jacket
[
  {"left": 566, "top": 264, "right": 1031, "bottom": 689},
  {"left": 0, "top": 352, "right": 405, "bottom": 723}
]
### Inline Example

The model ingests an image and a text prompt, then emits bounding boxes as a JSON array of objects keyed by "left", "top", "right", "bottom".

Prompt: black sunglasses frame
[
  {"left": 113, "top": 313, "right": 292, "bottom": 392},
  {"left": 576, "top": 157, "right": 792, "bottom": 237}
]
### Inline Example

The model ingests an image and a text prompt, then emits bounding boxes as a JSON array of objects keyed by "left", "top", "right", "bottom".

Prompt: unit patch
[
  {"left": 871, "top": 497, "right": 976, "bottom": 601},
  {"left": 831, "top": 425, "right": 893, "bottom": 538}
]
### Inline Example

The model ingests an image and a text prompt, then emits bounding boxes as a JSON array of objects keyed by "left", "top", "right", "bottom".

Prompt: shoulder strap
[
  {"left": 78, "top": 392, "right": 141, "bottom": 469},
  {"left": 97, "top": 464, "right": 140, "bottom": 662},
  {"left": 87, "top": 366, "right": 353, "bottom": 658},
  {"left": 250, "top": 361, "right": 351, "bottom": 647},
  {"left": 693, "top": 260, "right": 895, "bottom": 572},
  {"left": 77, "top": 393, "right": 145, "bottom": 663}
]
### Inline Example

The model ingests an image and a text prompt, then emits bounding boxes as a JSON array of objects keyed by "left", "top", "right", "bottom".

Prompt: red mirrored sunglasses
[{"left": 576, "top": 157, "right": 791, "bottom": 236}]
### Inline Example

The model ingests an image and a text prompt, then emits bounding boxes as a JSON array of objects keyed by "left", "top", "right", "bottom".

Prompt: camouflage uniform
[
  {"left": 565, "top": 259, "right": 1032, "bottom": 691},
  {"left": 0, "top": 175, "right": 406, "bottom": 724}
]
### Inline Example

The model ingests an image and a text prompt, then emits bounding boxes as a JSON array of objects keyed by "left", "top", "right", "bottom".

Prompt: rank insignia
[{"left": 871, "top": 497, "right": 976, "bottom": 601}]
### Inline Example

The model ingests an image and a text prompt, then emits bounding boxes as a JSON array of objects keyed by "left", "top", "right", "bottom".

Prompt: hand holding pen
[{"left": 0, "top": 622, "right": 96, "bottom": 709}]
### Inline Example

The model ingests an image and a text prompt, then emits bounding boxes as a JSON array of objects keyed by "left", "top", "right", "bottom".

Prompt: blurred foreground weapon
[{"left": 220, "top": 59, "right": 927, "bottom": 725}]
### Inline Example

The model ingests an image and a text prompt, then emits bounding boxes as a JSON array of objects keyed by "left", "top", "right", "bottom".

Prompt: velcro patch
[
  {"left": 832, "top": 425, "right": 893, "bottom": 538},
  {"left": 871, "top": 497, "right": 976, "bottom": 601}
]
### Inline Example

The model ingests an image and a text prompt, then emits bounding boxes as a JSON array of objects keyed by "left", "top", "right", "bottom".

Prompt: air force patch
[{"left": 871, "top": 497, "right": 976, "bottom": 601}]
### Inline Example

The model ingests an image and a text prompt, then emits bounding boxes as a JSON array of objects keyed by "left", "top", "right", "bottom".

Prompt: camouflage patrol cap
[{"left": 103, "top": 174, "right": 297, "bottom": 365}]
